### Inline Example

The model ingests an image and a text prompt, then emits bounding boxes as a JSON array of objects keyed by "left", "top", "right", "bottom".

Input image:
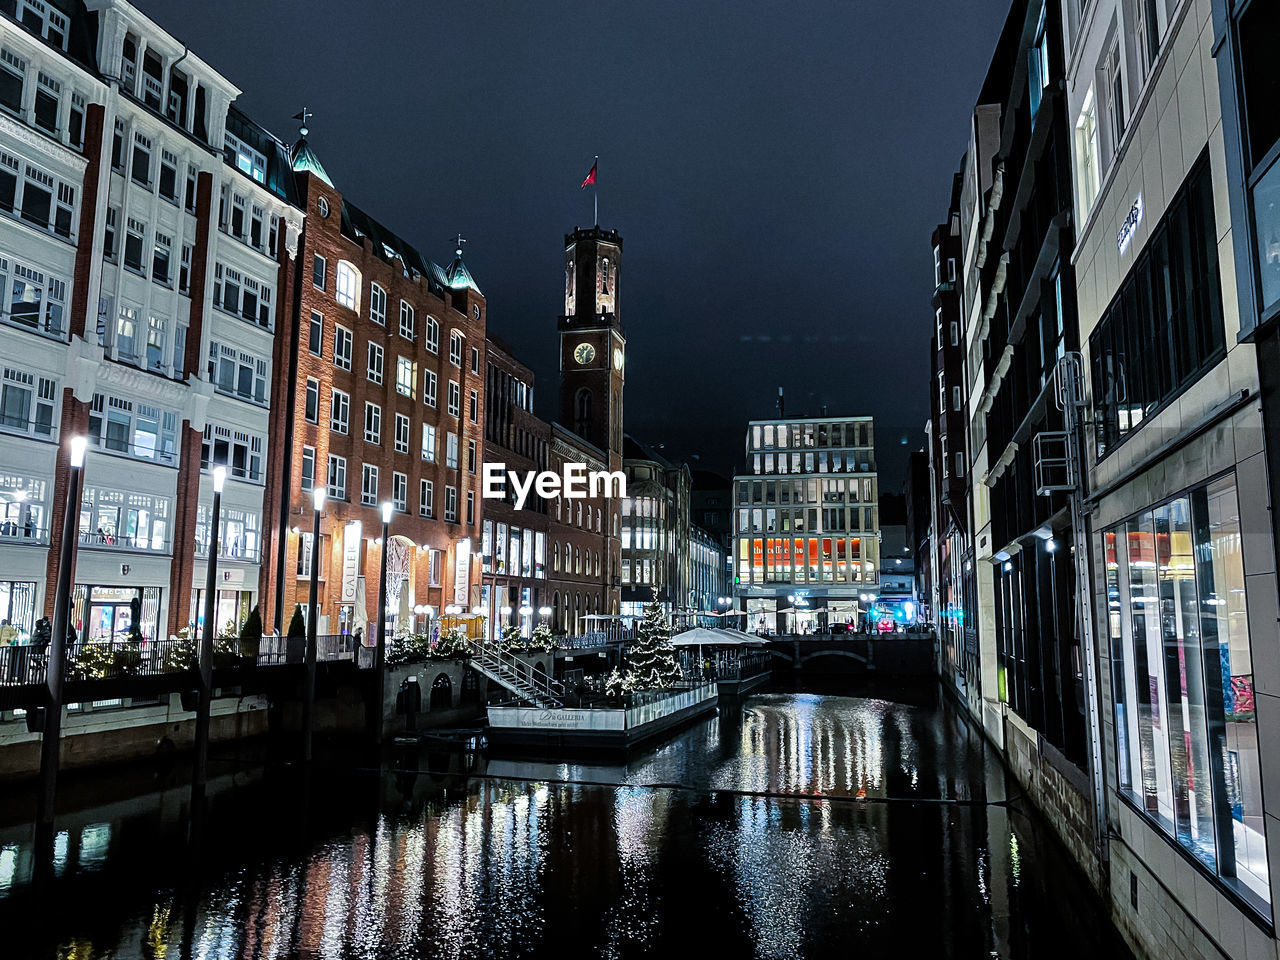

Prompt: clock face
[
  {"left": 574, "top": 342, "right": 596, "bottom": 365},
  {"left": 613, "top": 348, "right": 624, "bottom": 371}
]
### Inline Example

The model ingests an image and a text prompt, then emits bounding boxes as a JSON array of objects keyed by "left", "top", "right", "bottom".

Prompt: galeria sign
[{"left": 482, "top": 463, "right": 626, "bottom": 510}]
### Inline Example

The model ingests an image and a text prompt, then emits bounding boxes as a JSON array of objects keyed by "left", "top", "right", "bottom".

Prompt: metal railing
[
  {"left": 0, "top": 633, "right": 361, "bottom": 687},
  {"left": 464, "top": 635, "right": 564, "bottom": 708},
  {"left": 79, "top": 530, "right": 172, "bottom": 553}
]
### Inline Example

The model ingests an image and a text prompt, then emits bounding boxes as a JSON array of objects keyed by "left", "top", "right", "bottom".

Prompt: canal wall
[
  {"left": 0, "top": 694, "right": 270, "bottom": 780},
  {"left": 1000, "top": 710, "right": 1104, "bottom": 890}
]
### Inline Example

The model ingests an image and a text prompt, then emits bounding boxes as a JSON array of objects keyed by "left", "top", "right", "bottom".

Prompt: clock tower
[{"left": 559, "top": 226, "right": 625, "bottom": 463}]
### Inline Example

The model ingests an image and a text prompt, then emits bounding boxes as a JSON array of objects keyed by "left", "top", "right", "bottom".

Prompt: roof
[
  {"left": 446, "top": 250, "right": 483, "bottom": 296},
  {"left": 290, "top": 136, "right": 333, "bottom": 187},
  {"left": 339, "top": 200, "right": 449, "bottom": 299}
]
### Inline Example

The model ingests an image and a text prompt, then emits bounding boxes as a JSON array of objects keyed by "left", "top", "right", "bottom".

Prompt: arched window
[
  {"left": 574, "top": 547, "right": 581, "bottom": 574},
  {"left": 553, "top": 542, "right": 560, "bottom": 571},
  {"left": 595, "top": 508, "right": 601, "bottom": 532},
  {"left": 574, "top": 388, "right": 591, "bottom": 436},
  {"left": 425, "top": 316, "right": 440, "bottom": 354},
  {"left": 449, "top": 331, "right": 463, "bottom": 366},
  {"left": 576, "top": 502, "right": 583, "bottom": 526},
  {"left": 335, "top": 261, "right": 360, "bottom": 311},
  {"left": 613, "top": 513, "right": 619, "bottom": 537},
  {"left": 552, "top": 591, "right": 560, "bottom": 631}
]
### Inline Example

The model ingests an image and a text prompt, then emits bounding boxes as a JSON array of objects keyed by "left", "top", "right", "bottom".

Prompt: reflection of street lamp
[
  {"left": 194, "top": 465, "right": 226, "bottom": 794},
  {"left": 38, "top": 435, "right": 87, "bottom": 829},
  {"left": 302, "top": 487, "right": 325, "bottom": 762},
  {"left": 537, "top": 606, "right": 552, "bottom": 619},
  {"left": 371, "top": 501, "right": 392, "bottom": 740}
]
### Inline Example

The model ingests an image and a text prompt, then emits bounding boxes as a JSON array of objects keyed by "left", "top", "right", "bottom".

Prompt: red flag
[{"left": 580, "top": 159, "right": 597, "bottom": 189}]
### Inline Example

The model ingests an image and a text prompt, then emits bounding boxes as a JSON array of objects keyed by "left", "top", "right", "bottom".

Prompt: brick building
[{"left": 262, "top": 136, "right": 486, "bottom": 639}]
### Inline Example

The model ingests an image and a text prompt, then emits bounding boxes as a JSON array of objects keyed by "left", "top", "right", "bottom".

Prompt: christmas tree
[{"left": 625, "top": 593, "right": 683, "bottom": 690}]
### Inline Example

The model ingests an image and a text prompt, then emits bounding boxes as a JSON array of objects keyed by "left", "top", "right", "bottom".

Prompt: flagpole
[{"left": 594, "top": 156, "right": 599, "bottom": 226}]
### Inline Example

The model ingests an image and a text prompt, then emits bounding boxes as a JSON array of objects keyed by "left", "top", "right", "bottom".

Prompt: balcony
[
  {"left": 78, "top": 529, "right": 171, "bottom": 555},
  {"left": 0, "top": 521, "right": 48, "bottom": 545}
]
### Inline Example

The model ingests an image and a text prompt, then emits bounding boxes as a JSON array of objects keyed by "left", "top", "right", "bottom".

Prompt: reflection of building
[
  {"left": 264, "top": 135, "right": 485, "bottom": 638},
  {"left": 479, "top": 337, "right": 548, "bottom": 639},
  {"left": 731, "top": 416, "right": 879, "bottom": 634},
  {"left": 0, "top": 1, "right": 302, "bottom": 642}
]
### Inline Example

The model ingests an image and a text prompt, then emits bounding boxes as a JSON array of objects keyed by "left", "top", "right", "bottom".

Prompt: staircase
[{"left": 462, "top": 637, "right": 565, "bottom": 708}]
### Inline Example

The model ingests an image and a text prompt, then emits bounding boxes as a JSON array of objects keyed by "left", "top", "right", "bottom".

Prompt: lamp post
[
  {"left": 302, "top": 486, "right": 325, "bottom": 762},
  {"left": 372, "top": 502, "right": 392, "bottom": 740},
  {"left": 37, "top": 435, "right": 87, "bottom": 831},
  {"left": 193, "top": 465, "right": 226, "bottom": 796}
]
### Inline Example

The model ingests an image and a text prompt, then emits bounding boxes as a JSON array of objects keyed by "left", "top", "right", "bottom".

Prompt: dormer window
[
  {"left": 121, "top": 35, "right": 138, "bottom": 96},
  {"left": 224, "top": 133, "right": 266, "bottom": 184},
  {"left": 17, "top": 1, "right": 68, "bottom": 50},
  {"left": 166, "top": 69, "right": 188, "bottom": 126},
  {"left": 142, "top": 49, "right": 164, "bottom": 110}
]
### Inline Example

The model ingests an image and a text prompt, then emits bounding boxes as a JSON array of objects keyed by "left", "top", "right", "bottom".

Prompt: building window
[
  {"left": 361, "top": 463, "right": 379, "bottom": 505},
  {"left": 369, "top": 283, "right": 386, "bottom": 325},
  {"left": 466, "top": 489, "right": 474, "bottom": 524},
  {"left": 448, "top": 380, "right": 460, "bottom": 417},
  {"left": 470, "top": 346, "right": 480, "bottom": 373},
  {"left": 123, "top": 218, "right": 145, "bottom": 272},
  {"left": 446, "top": 432, "right": 458, "bottom": 469},
  {"left": 333, "top": 325, "right": 352, "bottom": 370},
  {"left": 304, "top": 378, "right": 319, "bottom": 422},
  {"left": 1234, "top": 2, "right": 1280, "bottom": 317},
  {"left": 422, "top": 423, "right": 436, "bottom": 462},
  {"left": 313, "top": 254, "right": 325, "bottom": 290},
  {"left": 1089, "top": 154, "right": 1223, "bottom": 458},
  {"left": 1105, "top": 474, "right": 1269, "bottom": 909},
  {"left": 330, "top": 388, "right": 349, "bottom": 434},
  {"left": 327, "top": 455, "right": 347, "bottom": 500},
  {"left": 300, "top": 445, "right": 315, "bottom": 491},
  {"left": 469, "top": 388, "right": 478, "bottom": 424},
  {"left": 467, "top": 438, "right": 476, "bottom": 474},
  {"left": 424, "top": 369, "right": 437, "bottom": 408},
  {"left": 420, "top": 478, "right": 433, "bottom": 517},
  {"left": 364, "top": 401, "right": 381, "bottom": 445},
  {"left": 367, "top": 342, "right": 383, "bottom": 384},
  {"left": 87, "top": 392, "right": 177, "bottom": 463},
  {"left": 0, "top": 255, "right": 68, "bottom": 339},
  {"left": 0, "top": 367, "right": 56, "bottom": 436},
  {"left": 1075, "top": 87, "right": 1101, "bottom": 222},
  {"left": 396, "top": 356, "right": 414, "bottom": 397},
  {"left": 445, "top": 485, "right": 457, "bottom": 522},
  {"left": 425, "top": 316, "right": 439, "bottom": 354},
  {"left": 335, "top": 261, "right": 359, "bottom": 310},
  {"left": 399, "top": 300, "right": 415, "bottom": 340},
  {"left": 308, "top": 311, "right": 323, "bottom": 355},
  {"left": 1100, "top": 39, "right": 1125, "bottom": 160},
  {"left": 449, "top": 331, "right": 463, "bottom": 366},
  {"left": 394, "top": 413, "right": 410, "bottom": 454},
  {"left": 393, "top": 472, "right": 407, "bottom": 512},
  {"left": 131, "top": 133, "right": 151, "bottom": 187}
]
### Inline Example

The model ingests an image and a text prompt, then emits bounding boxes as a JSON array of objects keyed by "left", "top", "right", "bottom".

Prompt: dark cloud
[{"left": 139, "top": 0, "right": 1010, "bottom": 489}]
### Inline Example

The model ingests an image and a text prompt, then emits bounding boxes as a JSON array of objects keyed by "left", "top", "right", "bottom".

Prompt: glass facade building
[{"left": 732, "top": 416, "right": 878, "bottom": 633}]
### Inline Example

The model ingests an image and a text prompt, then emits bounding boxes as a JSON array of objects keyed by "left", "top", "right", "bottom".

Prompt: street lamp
[
  {"left": 37, "top": 435, "right": 87, "bottom": 830},
  {"left": 193, "top": 465, "right": 226, "bottom": 794},
  {"left": 302, "top": 486, "right": 326, "bottom": 762},
  {"left": 537, "top": 606, "right": 552, "bottom": 618}
]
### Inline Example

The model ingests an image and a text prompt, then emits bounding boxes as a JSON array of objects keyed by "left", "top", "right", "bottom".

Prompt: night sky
[{"left": 139, "top": 0, "right": 1011, "bottom": 491}]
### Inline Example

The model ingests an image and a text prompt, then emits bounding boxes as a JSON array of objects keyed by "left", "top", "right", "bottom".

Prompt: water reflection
[{"left": 0, "top": 685, "right": 1130, "bottom": 959}]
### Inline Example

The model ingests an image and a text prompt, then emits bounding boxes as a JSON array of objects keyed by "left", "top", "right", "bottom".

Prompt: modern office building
[
  {"left": 731, "top": 416, "right": 879, "bottom": 634},
  {"left": 1065, "top": 0, "right": 1280, "bottom": 950},
  {"left": 479, "top": 335, "right": 549, "bottom": 640}
]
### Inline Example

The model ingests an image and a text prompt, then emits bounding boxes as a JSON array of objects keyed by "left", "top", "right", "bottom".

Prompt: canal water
[{"left": 0, "top": 681, "right": 1132, "bottom": 959}]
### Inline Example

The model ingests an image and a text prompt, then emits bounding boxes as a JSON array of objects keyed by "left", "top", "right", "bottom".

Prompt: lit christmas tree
[{"left": 626, "top": 593, "right": 683, "bottom": 690}]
